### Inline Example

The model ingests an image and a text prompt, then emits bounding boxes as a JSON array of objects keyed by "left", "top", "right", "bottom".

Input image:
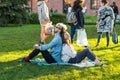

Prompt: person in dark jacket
[
  {"left": 111, "top": 2, "right": 119, "bottom": 27},
  {"left": 69, "top": 0, "right": 85, "bottom": 43}
]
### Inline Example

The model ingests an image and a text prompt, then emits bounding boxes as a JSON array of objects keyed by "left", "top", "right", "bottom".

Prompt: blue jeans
[
  {"left": 68, "top": 49, "right": 96, "bottom": 63},
  {"left": 70, "top": 26, "right": 77, "bottom": 43},
  {"left": 70, "top": 24, "right": 81, "bottom": 43},
  {"left": 114, "top": 13, "right": 117, "bottom": 27},
  {"left": 97, "top": 32, "right": 110, "bottom": 46}
]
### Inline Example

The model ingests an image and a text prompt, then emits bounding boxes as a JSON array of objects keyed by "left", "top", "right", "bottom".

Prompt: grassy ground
[{"left": 0, "top": 24, "right": 120, "bottom": 80}]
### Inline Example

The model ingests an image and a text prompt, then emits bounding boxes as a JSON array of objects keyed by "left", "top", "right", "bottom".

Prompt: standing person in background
[
  {"left": 67, "top": 4, "right": 72, "bottom": 13},
  {"left": 50, "top": 8, "right": 53, "bottom": 16},
  {"left": 82, "top": 4, "right": 87, "bottom": 16},
  {"left": 70, "top": 0, "right": 85, "bottom": 43},
  {"left": 96, "top": 0, "right": 114, "bottom": 47},
  {"left": 111, "top": 2, "right": 119, "bottom": 27},
  {"left": 37, "top": 0, "right": 51, "bottom": 44},
  {"left": 66, "top": 0, "right": 75, "bottom": 15},
  {"left": 64, "top": 0, "right": 75, "bottom": 13},
  {"left": 50, "top": 8, "right": 53, "bottom": 13}
]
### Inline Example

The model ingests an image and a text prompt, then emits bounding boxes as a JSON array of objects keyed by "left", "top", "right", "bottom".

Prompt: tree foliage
[{"left": 0, "top": 0, "right": 30, "bottom": 27}]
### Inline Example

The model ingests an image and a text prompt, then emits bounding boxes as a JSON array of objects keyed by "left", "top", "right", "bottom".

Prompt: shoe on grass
[
  {"left": 18, "top": 58, "right": 30, "bottom": 62},
  {"left": 95, "top": 43, "right": 99, "bottom": 47}
]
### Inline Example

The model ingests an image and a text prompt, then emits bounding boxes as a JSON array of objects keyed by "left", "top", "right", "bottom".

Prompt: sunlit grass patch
[{"left": 0, "top": 24, "right": 120, "bottom": 80}]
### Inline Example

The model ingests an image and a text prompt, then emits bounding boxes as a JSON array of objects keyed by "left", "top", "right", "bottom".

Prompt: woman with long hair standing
[{"left": 70, "top": 0, "right": 85, "bottom": 43}]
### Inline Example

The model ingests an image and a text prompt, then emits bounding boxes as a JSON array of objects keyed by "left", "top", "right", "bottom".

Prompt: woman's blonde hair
[{"left": 56, "top": 23, "right": 67, "bottom": 31}]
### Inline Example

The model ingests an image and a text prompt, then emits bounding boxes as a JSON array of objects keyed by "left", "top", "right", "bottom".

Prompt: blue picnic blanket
[
  {"left": 30, "top": 58, "right": 70, "bottom": 66},
  {"left": 30, "top": 58, "right": 96, "bottom": 68}
]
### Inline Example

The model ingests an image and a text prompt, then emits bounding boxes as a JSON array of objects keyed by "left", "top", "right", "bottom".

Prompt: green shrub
[
  {"left": 84, "top": 15, "right": 97, "bottom": 23},
  {"left": 28, "top": 12, "right": 66, "bottom": 24},
  {"left": 0, "top": 16, "right": 8, "bottom": 27},
  {"left": 50, "top": 14, "right": 97, "bottom": 25},
  {"left": 29, "top": 12, "right": 39, "bottom": 24},
  {"left": 50, "top": 13, "right": 66, "bottom": 24},
  {"left": 0, "top": 0, "right": 29, "bottom": 27}
]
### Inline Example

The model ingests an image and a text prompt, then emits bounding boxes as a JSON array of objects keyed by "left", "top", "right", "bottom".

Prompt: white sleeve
[
  {"left": 62, "top": 44, "right": 76, "bottom": 58},
  {"left": 68, "top": 7, "right": 72, "bottom": 13}
]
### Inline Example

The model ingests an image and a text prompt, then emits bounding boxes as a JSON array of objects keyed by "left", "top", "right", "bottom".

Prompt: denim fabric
[
  {"left": 70, "top": 25, "right": 76, "bottom": 43},
  {"left": 70, "top": 24, "right": 82, "bottom": 43},
  {"left": 40, "top": 33, "right": 62, "bottom": 63},
  {"left": 68, "top": 49, "right": 96, "bottom": 63},
  {"left": 97, "top": 32, "right": 110, "bottom": 46},
  {"left": 114, "top": 13, "right": 117, "bottom": 27}
]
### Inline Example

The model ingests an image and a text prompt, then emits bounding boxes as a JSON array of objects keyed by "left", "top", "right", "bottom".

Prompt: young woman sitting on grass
[{"left": 61, "top": 32, "right": 103, "bottom": 66}]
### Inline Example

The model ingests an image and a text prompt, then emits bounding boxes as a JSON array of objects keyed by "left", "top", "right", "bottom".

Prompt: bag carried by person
[
  {"left": 76, "top": 29, "right": 88, "bottom": 46},
  {"left": 45, "top": 22, "right": 54, "bottom": 35},
  {"left": 66, "top": 11, "right": 78, "bottom": 25},
  {"left": 112, "top": 27, "right": 118, "bottom": 44}
]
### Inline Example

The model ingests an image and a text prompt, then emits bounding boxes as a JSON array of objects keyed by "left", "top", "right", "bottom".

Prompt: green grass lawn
[{"left": 0, "top": 24, "right": 120, "bottom": 80}]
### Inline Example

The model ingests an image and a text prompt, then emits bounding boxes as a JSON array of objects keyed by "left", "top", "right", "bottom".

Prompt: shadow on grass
[
  {"left": 0, "top": 57, "right": 107, "bottom": 80},
  {"left": 0, "top": 49, "right": 120, "bottom": 80},
  {"left": 0, "top": 58, "right": 78, "bottom": 80},
  {"left": 92, "top": 44, "right": 120, "bottom": 51},
  {"left": 110, "top": 73, "right": 120, "bottom": 79}
]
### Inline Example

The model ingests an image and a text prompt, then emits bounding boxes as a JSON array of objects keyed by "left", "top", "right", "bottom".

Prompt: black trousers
[{"left": 29, "top": 49, "right": 56, "bottom": 63}]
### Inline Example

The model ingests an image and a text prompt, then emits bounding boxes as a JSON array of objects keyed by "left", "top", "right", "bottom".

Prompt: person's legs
[
  {"left": 28, "top": 49, "right": 40, "bottom": 59},
  {"left": 70, "top": 26, "right": 76, "bottom": 43},
  {"left": 40, "top": 25, "right": 51, "bottom": 45},
  {"left": 68, "top": 49, "right": 102, "bottom": 65},
  {"left": 78, "top": 49, "right": 102, "bottom": 65},
  {"left": 18, "top": 49, "right": 40, "bottom": 62},
  {"left": 83, "top": 49, "right": 96, "bottom": 61},
  {"left": 106, "top": 32, "right": 110, "bottom": 47},
  {"left": 96, "top": 32, "right": 102, "bottom": 47},
  {"left": 40, "top": 26, "right": 46, "bottom": 43},
  {"left": 21, "top": 49, "right": 40, "bottom": 62},
  {"left": 20, "top": 49, "right": 56, "bottom": 63},
  {"left": 114, "top": 13, "right": 117, "bottom": 27},
  {"left": 40, "top": 50, "right": 56, "bottom": 63},
  {"left": 68, "top": 49, "right": 96, "bottom": 63}
]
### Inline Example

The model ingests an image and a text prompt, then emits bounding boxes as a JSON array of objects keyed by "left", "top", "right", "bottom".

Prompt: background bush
[
  {"left": 0, "top": 16, "right": 8, "bottom": 27},
  {"left": 28, "top": 12, "right": 66, "bottom": 24},
  {"left": 0, "top": 0, "right": 29, "bottom": 27},
  {"left": 50, "top": 13, "right": 66, "bottom": 24},
  {"left": 28, "top": 12, "right": 98, "bottom": 25},
  {"left": 29, "top": 12, "right": 39, "bottom": 24}
]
